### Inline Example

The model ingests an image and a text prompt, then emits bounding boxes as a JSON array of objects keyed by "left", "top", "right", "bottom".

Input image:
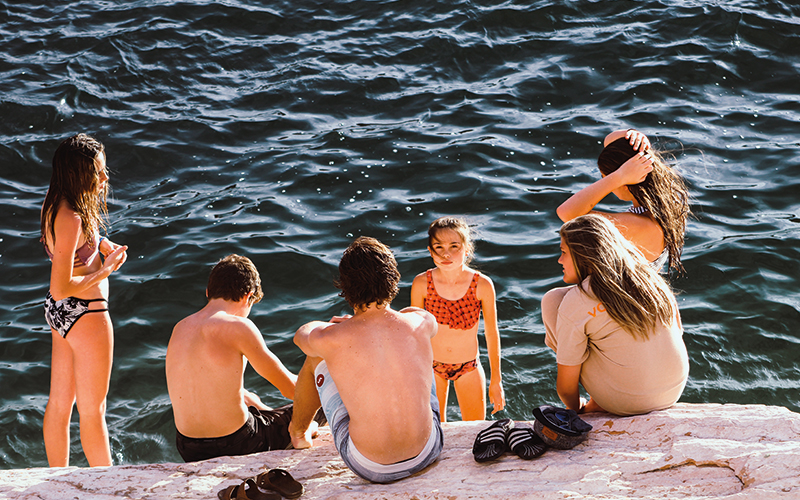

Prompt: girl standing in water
[
  {"left": 410, "top": 216, "right": 505, "bottom": 421},
  {"left": 40, "top": 134, "right": 127, "bottom": 466},
  {"left": 542, "top": 214, "right": 688, "bottom": 416},
  {"left": 557, "top": 129, "right": 690, "bottom": 272}
]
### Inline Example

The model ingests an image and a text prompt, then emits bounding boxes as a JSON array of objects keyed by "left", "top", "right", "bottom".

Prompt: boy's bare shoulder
[{"left": 398, "top": 306, "right": 437, "bottom": 335}]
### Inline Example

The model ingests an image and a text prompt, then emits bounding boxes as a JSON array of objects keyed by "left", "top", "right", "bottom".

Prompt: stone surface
[{"left": 1, "top": 403, "right": 799, "bottom": 499}]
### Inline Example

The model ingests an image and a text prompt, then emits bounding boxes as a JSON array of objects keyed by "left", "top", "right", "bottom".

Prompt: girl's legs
[
  {"left": 433, "top": 374, "right": 450, "bottom": 423},
  {"left": 452, "top": 361, "right": 487, "bottom": 421},
  {"left": 43, "top": 330, "right": 77, "bottom": 467},
  {"left": 67, "top": 311, "right": 114, "bottom": 467}
]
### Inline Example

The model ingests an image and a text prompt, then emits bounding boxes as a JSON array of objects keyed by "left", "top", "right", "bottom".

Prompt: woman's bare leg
[
  {"left": 68, "top": 312, "right": 113, "bottom": 467},
  {"left": 43, "top": 330, "right": 77, "bottom": 467}
]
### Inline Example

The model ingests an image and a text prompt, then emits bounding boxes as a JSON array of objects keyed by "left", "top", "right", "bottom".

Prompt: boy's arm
[
  {"left": 236, "top": 320, "right": 298, "bottom": 400},
  {"left": 478, "top": 276, "right": 505, "bottom": 414},
  {"left": 294, "top": 321, "right": 333, "bottom": 358}
]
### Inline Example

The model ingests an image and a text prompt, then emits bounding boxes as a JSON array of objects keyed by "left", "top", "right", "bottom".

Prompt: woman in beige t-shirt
[{"left": 541, "top": 215, "right": 688, "bottom": 416}]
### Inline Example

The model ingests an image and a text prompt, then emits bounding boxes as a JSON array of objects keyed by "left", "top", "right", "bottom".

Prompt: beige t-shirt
[{"left": 555, "top": 282, "right": 689, "bottom": 416}]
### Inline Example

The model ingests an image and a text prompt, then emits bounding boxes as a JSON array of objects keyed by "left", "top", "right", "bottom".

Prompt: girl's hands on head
[
  {"left": 626, "top": 129, "right": 651, "bottom": 152},
  {"left": 616, "top": 152, "right": 654, "bottom": 186}
]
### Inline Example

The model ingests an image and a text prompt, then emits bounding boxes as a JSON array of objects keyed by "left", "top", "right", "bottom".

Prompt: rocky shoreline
[{"left": 1, "top": 403, "right": 799, "bottom": 499}]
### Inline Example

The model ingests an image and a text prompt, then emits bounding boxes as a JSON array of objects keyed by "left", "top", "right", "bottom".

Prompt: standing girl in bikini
[
  {"left": 40, "top": 134, "right": 128, "bottom": 466},
  {"left": 556, "top": 129, "right": 690, "bottom": 272},
  {"left": 410, "top": 217, "right": 505, "bottom": 421}
]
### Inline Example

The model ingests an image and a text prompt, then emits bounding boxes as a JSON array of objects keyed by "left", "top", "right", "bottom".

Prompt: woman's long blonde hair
[
  {"left": 41, "top": 134, "right": 108, "bottom": 246},
  {"left": 598, "top": 137, "right": 690, "bottom": 273},
  {"left": 562, "top": 214, "right": 676, "bottom": 340}
]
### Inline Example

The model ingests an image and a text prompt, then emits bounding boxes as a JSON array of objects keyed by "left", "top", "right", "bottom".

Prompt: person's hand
[
  {"left": 243, "top": 390, "right": 270, "bottom": 411},
  {"left": 99, "top": 237, "right": 122, "bottom": 257},
  {"left": 104, "top": 245, "right": 128, "bottom": 272},
  {"left": 615, "top": 152, "right": 653, "bottom": 186},
  {"left": 329, "top": 314, "right": 352, "bottom": 324},
  {"left": 626, "top": 129, "right": 651, "bottom": 152},
  {"left": 489, "top": 379, "right": 505, "bottom": 415},
  {"left": 580, "top": 397, "right": 606, "bottom": 413}
]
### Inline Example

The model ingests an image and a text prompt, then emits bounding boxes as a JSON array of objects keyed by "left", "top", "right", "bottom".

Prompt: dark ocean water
[{"left": 1, "top": 0, "right": 798, "bottom": 468}]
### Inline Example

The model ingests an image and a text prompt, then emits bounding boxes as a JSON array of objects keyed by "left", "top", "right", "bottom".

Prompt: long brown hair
[
  {"left": 598, "top": 137, "right": 690, "bottom": 273},
  {"left": 41, "top": 134, "right": 108, "bottom": 246},
  {"left": 561, "top": 214, "right": 676, "bottom": 340}
]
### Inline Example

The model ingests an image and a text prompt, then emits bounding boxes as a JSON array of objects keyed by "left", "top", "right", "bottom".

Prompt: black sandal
[
  {"left": 218, "top": 478, "right": 281, "bottom": 500},
  {"left": 472, "top": 418, "right": 513, "bottom": 462},
  {"left": 256, "top": 468, "right": 303, "bottom": 499},
  {"left": 507, "top": 425, "right": 547, "bottom": 460}
]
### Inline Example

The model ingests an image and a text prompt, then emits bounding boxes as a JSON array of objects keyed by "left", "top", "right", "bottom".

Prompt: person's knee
[
  {"left": 75, "top": 397, "right": 107, "bottom": 419},
  {"left": 301, "top": 355, "right": 323, "bottom": 373},
  {"left": 45, "top": 396, "right": 75, "bottom": 419}
]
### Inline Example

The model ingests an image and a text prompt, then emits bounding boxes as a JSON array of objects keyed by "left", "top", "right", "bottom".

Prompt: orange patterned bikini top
[{"left": 424, "top": 270, "right": 481, "bottom": 330}]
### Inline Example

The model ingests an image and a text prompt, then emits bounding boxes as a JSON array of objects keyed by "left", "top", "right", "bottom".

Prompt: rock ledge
[{"left": 1, "top": 403, "right": 799, "bottom": 499}]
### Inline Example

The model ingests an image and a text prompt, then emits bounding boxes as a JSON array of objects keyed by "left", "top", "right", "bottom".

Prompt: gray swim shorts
[{"left": 315, "top": 360, "right": 443, "bottom": 483}]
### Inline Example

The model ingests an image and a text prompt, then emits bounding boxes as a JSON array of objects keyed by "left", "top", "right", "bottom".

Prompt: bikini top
[
  {"left": 627, "top": 206, "right": 669, "bottom": 270},
  {"left": 42, "top": 233, "right": 100, "bottom": 268},
  {"left": 424, "top": 270, "right": 481, "bottom": 330}
]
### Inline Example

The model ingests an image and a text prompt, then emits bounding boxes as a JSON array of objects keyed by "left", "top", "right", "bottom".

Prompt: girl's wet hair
[
  {"left": 561, "top": 214, "right": 676, "bottom": 340},
  {"left": 597, "top": 137, "right": 690, "bottom": 273},
  {"left": 427, "top": 216, "right": 474, "bottom": 265},
  {"left": 41, "top": 134, "right": 108, "bottom": 246}
]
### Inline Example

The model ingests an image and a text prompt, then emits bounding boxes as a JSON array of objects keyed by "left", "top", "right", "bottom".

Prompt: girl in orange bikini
[
  {"left": 410, "top": 217, "right": 505, "bottom": 422},
  {"left": 40, "top": 134, "right": 128, "bottom": 466}
]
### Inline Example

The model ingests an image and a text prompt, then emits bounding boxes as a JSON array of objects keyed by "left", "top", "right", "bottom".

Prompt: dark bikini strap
[{"left": 85, "top": 298, "right": 108, "bottom": 312}]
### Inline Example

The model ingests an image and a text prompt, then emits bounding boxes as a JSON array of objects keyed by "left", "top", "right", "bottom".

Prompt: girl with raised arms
[
  {"left": 557, "top": 129, "right": 690, "bottom": 272},
  {"left": 542, "top": 214, "right": 688, "bottom": 416},
  {"left": 40, "top": 134, "right": 128, "bottom": 466},
  {"left": 410, "top": 216, "right": 505, "bottom": 421}
]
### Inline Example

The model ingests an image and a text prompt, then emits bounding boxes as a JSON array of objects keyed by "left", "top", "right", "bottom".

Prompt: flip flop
[
  {"left": 256, "top": 468, "right": 304, "bottom": 499},
  {"left": 506, "top": 426, "right": 547, "bottom": 460},
  {"left": 472, "top": 418, "right": 512, "bottom": 462},
  {"left": 218, "top": 478, "right": 281, "bottom": 500}
]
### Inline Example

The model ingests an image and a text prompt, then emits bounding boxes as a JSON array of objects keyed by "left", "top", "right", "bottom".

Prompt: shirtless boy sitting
[
  {"left": 288, "top": 237, "right": 443, "bottom": 483},
  {"left": 166, "top": 254, "right": 298, "bottom": 462}
]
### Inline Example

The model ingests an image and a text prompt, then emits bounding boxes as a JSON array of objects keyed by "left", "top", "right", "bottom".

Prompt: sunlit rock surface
[{"left": 1, "top": 404, "right": 799, "bottom": 499}]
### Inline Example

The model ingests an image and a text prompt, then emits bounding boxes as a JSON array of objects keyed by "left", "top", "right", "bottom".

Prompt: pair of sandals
[
  {"left": 218, "top": 468, "right": 303, "bottom": 500},
  {"left": 472, "top": 419, "right": 547, "bottom": 462}
]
